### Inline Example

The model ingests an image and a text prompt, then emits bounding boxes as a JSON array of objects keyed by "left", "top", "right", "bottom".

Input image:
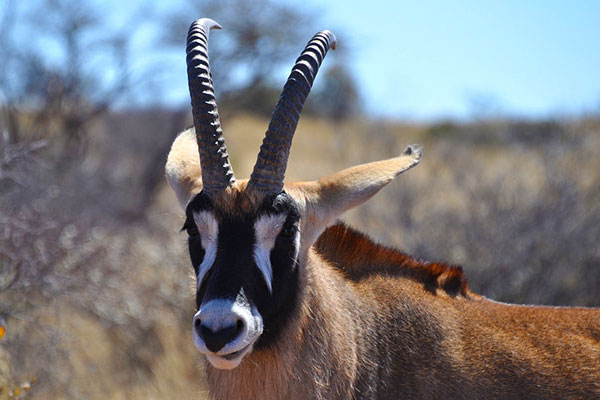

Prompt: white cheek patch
[
  {"left": 194, "top": 211, "right": 219, "bottom": 287},
  {"left": 253, "top": 214, "right": 288, "bottom": 293}
]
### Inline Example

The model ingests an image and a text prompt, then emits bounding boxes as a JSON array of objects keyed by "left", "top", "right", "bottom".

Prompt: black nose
[{"left": 196, "top": 318, "right": 244, "bottom": 353}]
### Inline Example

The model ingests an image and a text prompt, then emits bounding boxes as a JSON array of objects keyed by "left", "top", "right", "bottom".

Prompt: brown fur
[
  {"left": 315, "top": 222, "right": 472, "bottom": 298},
  {"left": 205, "top": 226, "right": 600, "bottom": 399},
  {"left": 205, "top": 251, "right": 361, "bottom": 400},
  {"left": 166, "top": 129, "right": 599, "bottom": 399}
]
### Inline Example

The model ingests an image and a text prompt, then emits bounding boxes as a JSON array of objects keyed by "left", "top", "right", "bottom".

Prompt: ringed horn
[
  {"left": 186, "top": 18, "right": 235, "bottom": 196},
  {"left": 248, "top": 30, "right": 337, "bottom": 194},
  {"left": 186, "top": 18, "right": 336, "bottom": 196}
]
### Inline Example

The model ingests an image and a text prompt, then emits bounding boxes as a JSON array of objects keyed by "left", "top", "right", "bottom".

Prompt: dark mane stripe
[{"left": 315, "top": 223, "right": 471, "bottom": 297}]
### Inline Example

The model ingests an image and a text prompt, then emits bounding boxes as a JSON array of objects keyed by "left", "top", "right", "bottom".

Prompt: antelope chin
[{"left": 205, "top": 343, "right": 253, "bottom": 370}]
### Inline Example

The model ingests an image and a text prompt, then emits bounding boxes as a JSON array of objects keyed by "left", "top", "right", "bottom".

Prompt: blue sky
[
  {"left": 296, "top": 0, "right": 600, "bottom": 119},
  {"left": 9, "top": 0, "right": 600, "bottom": 121}
]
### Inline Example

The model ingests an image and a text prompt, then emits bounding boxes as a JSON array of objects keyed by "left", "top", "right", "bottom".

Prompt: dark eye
[
  {"left": 183, "top": 222, "right": 199, "bottom": 237},
  {"left": 279, "top": 225, "right": 297, "bottom": 239}
]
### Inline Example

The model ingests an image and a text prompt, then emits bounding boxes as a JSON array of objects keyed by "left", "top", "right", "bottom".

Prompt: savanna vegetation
[
  {"left": 2, "top": 111, "right": 599, "bottom": 398},
  {"left": 1, "top": 0, "right": 599, "bottom": 398}
]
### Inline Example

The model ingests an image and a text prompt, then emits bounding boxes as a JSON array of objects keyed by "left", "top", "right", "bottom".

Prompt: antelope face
[
  {"left": 184, "top": 189, "right": 301, "bottom": 369},
  {"left": 166, "top": 18, "right": 421, "bottom": 370}
]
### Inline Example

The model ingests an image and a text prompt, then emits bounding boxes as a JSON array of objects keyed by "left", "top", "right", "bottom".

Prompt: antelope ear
[
  {"left": 165, "top": 128, "right": 203, "bottom": 209},
  {"left": 289, "top": 144, "right": 422, "bottom": 248}
]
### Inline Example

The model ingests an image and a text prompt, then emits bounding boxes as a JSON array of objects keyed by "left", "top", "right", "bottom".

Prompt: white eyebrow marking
[
  {"left": 193, "top": 211, "right": 219, "bottom": 287},
  {"left": 253, "top": 214, "right": 288, "bottom": 293}
]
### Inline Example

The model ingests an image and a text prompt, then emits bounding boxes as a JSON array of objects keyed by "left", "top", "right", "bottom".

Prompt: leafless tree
[
  {"left": 0, "top": 0, "right": 149, "bottom": 148},
  {"left": 164, "top": 0, "right": 359, "bottom": 117}
]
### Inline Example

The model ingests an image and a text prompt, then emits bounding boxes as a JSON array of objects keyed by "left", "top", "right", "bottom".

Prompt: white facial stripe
[
  {"left": 253, "top": 214, "right": 287, "bottom": 293},
  {"left": 292, "top": 228, "right": 300, "bottom": 263},
  {"left": 253, "top": 246, "right": 272, "bottom": 293},
  {"left": 193, "top": 211, "right": 219, "bottom": 286}
]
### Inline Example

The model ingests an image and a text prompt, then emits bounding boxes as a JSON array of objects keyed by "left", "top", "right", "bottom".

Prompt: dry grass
[{"left": 1, "top": 112, "right": 599, "bottom": 398}]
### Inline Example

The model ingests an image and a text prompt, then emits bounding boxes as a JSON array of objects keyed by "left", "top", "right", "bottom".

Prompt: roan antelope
[{"left": 165, "top": 18, "right": 600, "bottom": 400}]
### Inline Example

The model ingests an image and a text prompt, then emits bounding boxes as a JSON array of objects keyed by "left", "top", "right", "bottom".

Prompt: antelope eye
[
  {"left": 184, "top": 223, "right": 200, "bottom": 237},
  {"left": 279, "top": 225, "right": 297, "bottom": 238}
]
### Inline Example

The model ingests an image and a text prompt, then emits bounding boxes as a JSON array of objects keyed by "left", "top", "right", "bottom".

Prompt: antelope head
[{"left": 166, "top": 18, "right": 422, "bottom": 370}]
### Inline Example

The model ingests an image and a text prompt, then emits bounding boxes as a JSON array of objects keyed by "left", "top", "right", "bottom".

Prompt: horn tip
[
  {"left": 322, "top": 30, "right": 337, "bottom": 50},
  {"left": 195, "top": 17, "right": 223, "bottom": 31}
]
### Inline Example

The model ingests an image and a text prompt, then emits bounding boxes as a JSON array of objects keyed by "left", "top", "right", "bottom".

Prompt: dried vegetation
[{"left": 1, "top": 112, "right": 599, "bottom": 398}]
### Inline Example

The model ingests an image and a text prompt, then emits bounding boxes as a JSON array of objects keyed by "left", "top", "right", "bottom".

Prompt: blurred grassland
[{"left": 1, "top": 113, "right": 599, "bottom": 398}]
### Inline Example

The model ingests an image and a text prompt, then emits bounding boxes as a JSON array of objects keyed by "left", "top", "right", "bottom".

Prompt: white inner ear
[
  {"left": 193, "top": 211, "right": 219, "bottom": 287},
  {"left": 253, "top": 214, "right": 287, "bottom": 293}
]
